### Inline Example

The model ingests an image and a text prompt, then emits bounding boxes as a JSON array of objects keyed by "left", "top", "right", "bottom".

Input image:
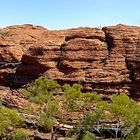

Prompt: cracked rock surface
[{"left": 0, "top": 24, "right": 140, "bottom": 97}]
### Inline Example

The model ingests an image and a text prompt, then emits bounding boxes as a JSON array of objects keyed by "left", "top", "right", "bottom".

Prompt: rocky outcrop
[
  {"left": 0, "top": 24, "right": 140, "bottom": 97},
  {"left": 103, "top": 25, "right": 140, "bottom": 97}
]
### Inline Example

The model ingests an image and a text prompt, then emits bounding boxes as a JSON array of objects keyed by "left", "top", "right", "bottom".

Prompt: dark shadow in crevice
[
  {"left": 102, "top": 28, "right": 114, "bottom": 54},
  {"left": 125, "top": 60, "right": 140, "bottom": 99},
  {"left": 125, "top": 60, "right": 136, "bottom": 82}
]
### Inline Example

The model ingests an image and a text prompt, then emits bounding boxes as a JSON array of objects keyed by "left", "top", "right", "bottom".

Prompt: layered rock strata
[{"left": 0, "top": 24, "right": 140, "bottom": 97}]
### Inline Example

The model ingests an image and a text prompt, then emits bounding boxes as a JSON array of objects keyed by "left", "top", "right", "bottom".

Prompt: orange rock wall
[{"left": 0, "top": 24, "right": 140, "bottom": 97}]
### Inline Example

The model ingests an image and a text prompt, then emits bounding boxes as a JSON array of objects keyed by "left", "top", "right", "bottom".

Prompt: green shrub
[
  {"left": 63, "top": 84, "right": 81, "bottom": 100},
  {"left": 81, "top": 112, "right": 98, "bottom": 130},
  {"left": 95, "top": 100, "right": 110, "bottom": 121},
  {"left": 82, "top": 92, "right": 101, "bottom": 109},
  {"left": 4, "top": 129, "right": 31, "bottom": 140},
  {"left": 45, "top": 100, "right": 59, "bottom": 117},
  {"left": 78, "top": 93, "right": 140, "bottom": 139},
  {"left": 108, "top": 93, "right": 140, "bottom": 130},
  {"left": 21, "top": 76, "right": 140, "bottom": 139},
  {"left": 108, "top": 93, "right": 140, "bottom": 138},
  {"left": 30, "top": 92, "right": 50, "bottom": 104},
  {"left": 72, "top": 83, "right": 81, "bottom": 91},
  {"left": 34, "top": 77, "right": 60, "bottom": 93},
  {"left": 38, "top": 100, "right": 59, "bottom": 131},
  {"left": 63, "top": 84, "right": 102, "bottom": 111},
  {"left": 38, "top": 114, "right": 55, "bottom": 131},
  {"left": 65, "top": 100, "right": 84, "bottom": 112},
  {"left": 0, "top": 107, "right": 23, "bottom": 135},
  {"left": 82, "top": 92, "right": 101, "bottom": 103},
  {"left": 76, "top": 131, "right": 96, "bottom": 140},
  {"left": 23, "top": 77, "right": 61, "bottom": 104},
  {"left": 125, "top": 128, "right": 140, "bottom": 140},
  {"left": 63, "top": 83, "right": 82, "bottom": 111}
]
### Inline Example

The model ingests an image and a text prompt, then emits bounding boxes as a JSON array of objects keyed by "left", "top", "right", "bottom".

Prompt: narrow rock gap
[
  {"left": 56, "top": 43, "right": 64, "bottom": 71},
  {"left": 102, "top": 28, "right": 114, "bottom": 55},
  {"left": 125, "top": 60, "right": 138, "bottom": 98}
]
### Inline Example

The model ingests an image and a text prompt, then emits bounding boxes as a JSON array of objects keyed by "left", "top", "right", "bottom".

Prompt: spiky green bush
[
  {"left": 22, "top": 77, "right": 61, "bottom": 104},
  {"left": 63, "top": 83, "right": 82, "bottom": 111},
  {"left": 38, "top": 100, "right": 59, "bottom": 131},
  {"left": 0, "top": 106, "right": 23, "bottom": 135}
]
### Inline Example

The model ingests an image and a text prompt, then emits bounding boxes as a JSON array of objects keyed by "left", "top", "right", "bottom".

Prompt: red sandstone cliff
[{"left": 0, "top": 24, "right": 140, "bottom": 98}]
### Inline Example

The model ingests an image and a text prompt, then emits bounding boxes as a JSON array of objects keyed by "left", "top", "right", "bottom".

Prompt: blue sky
[{"left": 0, "top": 0, "right": 140, "bottom": 29}]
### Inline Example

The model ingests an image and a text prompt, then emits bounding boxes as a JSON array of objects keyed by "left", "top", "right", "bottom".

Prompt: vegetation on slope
[{"left": 1, "top": 76, "right": 140, "bottom": 139}]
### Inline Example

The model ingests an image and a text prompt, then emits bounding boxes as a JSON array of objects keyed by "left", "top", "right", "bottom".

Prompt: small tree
[
  {"left": 77, "top": 101, "right": 110, "bottom": 135},
  {"left": 82, "top": 92, "right": 101, "bottom": 109},
  {"left": 63, "top": 83, "right": 82, "bottom": 111},
  {"left": 38, "top": 100, "right": 59, "bottom": 132},
  {"left": 23, "top": 77, "right": 61, "bottom": 104},
  {"left": 109, "top": 93, "right": 140, "bottom": 138}
]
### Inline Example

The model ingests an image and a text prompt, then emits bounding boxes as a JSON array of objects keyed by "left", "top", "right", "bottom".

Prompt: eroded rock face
[
  {"left": 0, "top": 24, "right": 140, "bottom": 97},
  {"left": 103, "top": 25, "right": 140, "bottom": 96}
]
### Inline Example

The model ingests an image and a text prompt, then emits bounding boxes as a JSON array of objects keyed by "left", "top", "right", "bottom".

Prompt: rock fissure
[{"left": 102, "top": 30, "right": 112, "bottom": 52}]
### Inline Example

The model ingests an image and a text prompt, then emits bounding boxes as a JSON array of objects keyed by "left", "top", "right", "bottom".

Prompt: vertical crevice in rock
[
  {"left": 56, "top": 43, "right": 64, "bottom": 71},
  {"left": 105, "top": 34, "right": 114, "bottom": 54},
  {"left": 102, "top": 28, "right": 114, "bottom": 55},
  {"left": 125, "top": 60, "right": 140, "bottom": 99}
]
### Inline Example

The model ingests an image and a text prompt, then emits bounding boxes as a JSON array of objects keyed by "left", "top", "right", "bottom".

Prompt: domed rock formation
[{"left": 0, "top": 24, "right": 140, "bottom": 98}]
